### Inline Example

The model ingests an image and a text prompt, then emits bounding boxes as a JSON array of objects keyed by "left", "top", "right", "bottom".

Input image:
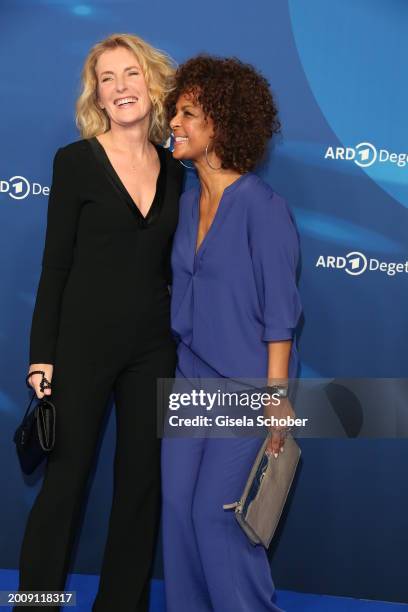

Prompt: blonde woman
[{"left": 16, "top": 34, "right": 183, "bottom": 612}]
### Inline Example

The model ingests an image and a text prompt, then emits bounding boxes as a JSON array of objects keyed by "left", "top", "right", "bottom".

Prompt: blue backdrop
[{"left": 1, "top": 0, "right": 407, "bottom": 604}]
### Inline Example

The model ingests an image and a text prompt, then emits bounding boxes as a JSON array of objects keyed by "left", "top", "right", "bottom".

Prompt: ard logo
[
  {"left": 316, "top": 252, "right": 368, "bottom": 276},
  {"left": 324, "top": 143, "right": 377, "bottom": 168},
  {"left": 316, "top": 252, "right": 408, "bottom": 277},
  {"left": 325, "top": 142, "right": 408, "bottom": 168},
  {"left": 0, "top": 176, "right": 49, "bottom": 200}
]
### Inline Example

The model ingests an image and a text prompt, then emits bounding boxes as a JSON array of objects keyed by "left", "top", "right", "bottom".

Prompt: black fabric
[
  {"left": 17, "top": 339, "right": 176, "bottom": 612},
  {"left": 29, "top": 139, "right": 183, "bottom": 364},
  {"left": 17, "top": 139, "right": 184, "bottom": 612},
  {"left": 87, "top": 137, "right": 167, "bottom": 228}
]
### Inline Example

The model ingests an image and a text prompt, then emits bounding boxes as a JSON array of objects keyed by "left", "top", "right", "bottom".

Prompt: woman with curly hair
[
  {"left": 161, "top": 55, "right": 301, "bottom": 611},
  {"left": 16, "top": 34, "right": 183, "bottom": 611}
]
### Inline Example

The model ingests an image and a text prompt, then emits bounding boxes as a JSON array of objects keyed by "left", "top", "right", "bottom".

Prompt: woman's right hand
[{"left": 27, "top": 364, "right": 54, "bottom": 399}]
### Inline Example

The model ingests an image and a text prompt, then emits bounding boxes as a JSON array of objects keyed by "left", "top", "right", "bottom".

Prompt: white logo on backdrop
[
  {"left": 316, "top": 251, "right": 408, "bottom": 277},
  {"left": 9, "top": 176, "right": 31, "bottom": 199},
  {"left": 354, "top": 143, "right": 377, "bottom": 168},
  {"left": 0, "top": 176, "right": 49, "bottom": 200},
  {"left": 344, "top": 251, "right": 368, "bottom": 275},
  {"left": 324, "top": 142, "right": 408, "bottom": 169}
]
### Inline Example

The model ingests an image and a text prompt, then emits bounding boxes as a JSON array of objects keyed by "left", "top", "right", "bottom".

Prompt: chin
[{"left": 171, "top": 148, "right": 186, "bottom": 160}]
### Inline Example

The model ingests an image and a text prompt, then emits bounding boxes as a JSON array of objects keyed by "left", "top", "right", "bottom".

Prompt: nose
[
  {"left": 169, "top": 112, "right": 180, "bottom": 131},
  {"left": 115, "top": 77, "right": 127, "bottom": 92}
]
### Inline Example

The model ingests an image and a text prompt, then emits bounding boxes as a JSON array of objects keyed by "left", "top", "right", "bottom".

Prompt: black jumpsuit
[{"left": 16, "top": 138, "right": 184, "bottom": 612}]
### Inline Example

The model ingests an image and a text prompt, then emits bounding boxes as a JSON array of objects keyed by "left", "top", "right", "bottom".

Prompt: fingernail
[
  {"left": 280, "top": 447, "right": 284, "bottom": 453},
  {"left": 273, "top": 453, "right": 278, "bottom": 459}
]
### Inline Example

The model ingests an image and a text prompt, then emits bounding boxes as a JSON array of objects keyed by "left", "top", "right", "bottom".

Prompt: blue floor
[{"left": 0, "top": 569, "right": 406, "bottom": 610}]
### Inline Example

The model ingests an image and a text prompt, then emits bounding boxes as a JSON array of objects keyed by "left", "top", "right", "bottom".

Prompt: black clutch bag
[{"left": 14, "top": 393, "right": 56, "bottom": 475}]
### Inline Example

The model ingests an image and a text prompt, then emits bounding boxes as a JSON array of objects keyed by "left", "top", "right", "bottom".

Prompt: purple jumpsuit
[{"left": 162, "top": 173, "right": 302, "bottom": 612}]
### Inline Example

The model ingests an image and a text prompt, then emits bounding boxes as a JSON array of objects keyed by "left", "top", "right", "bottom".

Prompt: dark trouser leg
[
  {"left": 93, "top": 339, "right": 176, "bottom": 612},
  {"left": 15, "top": 363, "right": 116, "bottom": 612}
]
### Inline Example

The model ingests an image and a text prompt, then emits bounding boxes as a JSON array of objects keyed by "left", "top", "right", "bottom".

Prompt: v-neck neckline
[
  {"left": 194, "top": 173, "right": 249, "bottom": 257},
  {"left": 88, "top": 136, "right": 166, "bottom": 227}
]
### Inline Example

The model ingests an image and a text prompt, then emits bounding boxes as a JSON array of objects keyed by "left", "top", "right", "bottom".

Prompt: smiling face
[
  {"left": 169, "top": 92, "right": 215, "bottom": 162},
  {"left": 95, "top": 45, "right": 152, "bottom": 130}
]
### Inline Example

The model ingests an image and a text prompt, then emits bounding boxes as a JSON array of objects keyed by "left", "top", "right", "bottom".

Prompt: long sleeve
[
  {"left": 29, "top": 147, "right": 82, "bottom": 364},
  {"left": 248, "top": 191, "right": 301, "bottom": 342}
]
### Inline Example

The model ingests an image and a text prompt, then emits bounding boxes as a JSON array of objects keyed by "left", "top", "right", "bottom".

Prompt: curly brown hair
[{"left": 165, "top": 55, "right": 281, "bottom": 173}]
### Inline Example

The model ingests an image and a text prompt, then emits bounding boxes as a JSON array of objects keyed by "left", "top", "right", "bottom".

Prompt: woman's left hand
[{"left": 264, "top": 396, "right": 295, "bottom": 458}]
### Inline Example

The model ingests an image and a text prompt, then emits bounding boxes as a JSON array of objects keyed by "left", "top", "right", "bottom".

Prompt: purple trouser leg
[{"left": 162, "top": 399, "right": 283, "bottom": 611}]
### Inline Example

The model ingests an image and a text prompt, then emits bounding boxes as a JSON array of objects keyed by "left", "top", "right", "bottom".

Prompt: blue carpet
[{"left": 0, "top": 569, "right": 406, "bottom": 610}]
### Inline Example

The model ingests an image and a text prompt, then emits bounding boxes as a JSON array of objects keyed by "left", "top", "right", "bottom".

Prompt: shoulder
[
  {"left": 241, "top": 173, "right": 280, "bottom": 203},
  {"left": 242, "top": 174, "right": 286, "bottom": 214},
  {"left": 244, "top": 175, "right": 297, "bottom": 235},
  {"left": 52, "top": 139, "right": 91, "bottom": 167}
]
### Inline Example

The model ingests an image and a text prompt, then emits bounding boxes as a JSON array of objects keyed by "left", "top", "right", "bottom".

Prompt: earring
[
  {"left": 170, "top": 132, "right": 196, "bottom": 170},
  {"left": 179, "top": 160, "right": 196, "bottom": 170},
  {"left": 205, "top": 143, "right": 222, "bottom": 170}
]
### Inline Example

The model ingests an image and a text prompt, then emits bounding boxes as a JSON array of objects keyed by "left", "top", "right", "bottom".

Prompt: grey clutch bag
[{"left": 223, "top": 434, "right": 301, "bottom": 548}]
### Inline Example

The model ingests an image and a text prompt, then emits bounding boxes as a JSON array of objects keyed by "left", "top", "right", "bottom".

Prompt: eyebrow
[{"left": 100, "top": 66, "right": 140, "bottom": 76}]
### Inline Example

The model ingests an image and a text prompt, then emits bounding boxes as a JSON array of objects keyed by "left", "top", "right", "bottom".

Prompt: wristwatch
[{"left": 265, "top": 385, "right": 289, "bottom": 399}]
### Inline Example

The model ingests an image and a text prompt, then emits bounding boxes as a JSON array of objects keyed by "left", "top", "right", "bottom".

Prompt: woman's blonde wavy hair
[{"left": 76, "top": 33, "right": 176, "bottom": 143}]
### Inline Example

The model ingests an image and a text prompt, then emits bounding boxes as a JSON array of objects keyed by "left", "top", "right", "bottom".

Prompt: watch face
[{"left": 267, "top": 385, "right": 289, "bottom": 398}]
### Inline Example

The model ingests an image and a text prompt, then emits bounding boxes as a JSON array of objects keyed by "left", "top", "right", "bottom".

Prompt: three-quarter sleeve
[
  {"left": 248, "top": 190, "right": 301, "bottom": 342},
  {"left": 29, "top": 147, "right": 81, "bottom": 364}
]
